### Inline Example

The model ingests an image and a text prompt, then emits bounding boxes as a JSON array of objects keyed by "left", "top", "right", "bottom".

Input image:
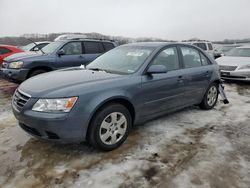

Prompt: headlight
[
  {"left": 32, "top": 97, "right": 78, "bottom": 113},
  {"left": 9, "top": 61, "right": 23, "bottom": 69},
  {"left": 238, "top": 65, "right": 250, "bottom": 70}
]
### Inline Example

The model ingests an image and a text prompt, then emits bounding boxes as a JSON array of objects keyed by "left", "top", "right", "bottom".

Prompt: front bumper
[
  {"left": 0, "top": 68, "right": 29, "bottom": 82},
  {"left": 220, "top": 70, "right": 250, "bottom": 81},
  {"left": 12, "top": 97, "right": 90, "bottom": 143}
]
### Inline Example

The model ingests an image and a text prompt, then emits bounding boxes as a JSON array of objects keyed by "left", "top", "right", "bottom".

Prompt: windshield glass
[
  {"left": 42, "top": 41, "right": 64, "bottom": 54},
  {"left": 87, "top": 46, "right": 154, "bottom": 74},
  {"left": 226, "top": 48, "right": 250, "bottom": 57},
  {"left": 21, "top": 43, "right": 35, "bottom": 51}
]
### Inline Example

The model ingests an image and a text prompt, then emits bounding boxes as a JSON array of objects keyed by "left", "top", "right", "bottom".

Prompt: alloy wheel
[
  {"left": 99, "top": 112, "right": 127, "bottom": 145},
  {"left": 207, "top": 86, "right": 218, "bottom": 106}
]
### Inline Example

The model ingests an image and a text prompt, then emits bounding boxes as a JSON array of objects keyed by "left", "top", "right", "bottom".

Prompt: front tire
[
  {"left": 199, "top": 83, "right": 219, "bottom": 110},
  {"left": 88, "top": 103, "right": 132, "bottom": 151}
]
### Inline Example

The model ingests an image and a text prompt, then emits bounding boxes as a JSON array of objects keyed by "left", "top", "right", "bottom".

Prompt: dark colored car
[
  {"left": 0, "top": 45, "right": 23, "bottom": 64},
  {"left": 12, "top": 42, "right": 221, "bottom": 150},
  {"left": 1, "top": 39, "right": 116, "bottom": 82}
]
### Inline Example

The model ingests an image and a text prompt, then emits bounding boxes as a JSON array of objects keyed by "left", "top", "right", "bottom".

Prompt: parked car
[
  {"left": 0, "top": 45, "right": 23, "bottom": 64},
  {"left": 12, "top": 42, "right": 221, "bottom": 150},
  {"left": 1, "top": 39, "right": 116, "bottom": 82},
  {"left": 214, "top": 44, "right": 241, "bottom": 58},
  {"left": 185, "top": 41, "right": 215, "bottom": 58},
  {"left": 20, "top": 41, "right": 51, "bottom": 52},
  {"left": 216, "top": 45, "right": 250, "bottom": 81}
]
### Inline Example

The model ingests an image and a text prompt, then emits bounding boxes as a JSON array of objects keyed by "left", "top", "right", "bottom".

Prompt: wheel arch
[
  {"left": 27, "top": 66, "right": 53, "bottom": 78},
  {"left": 86, "top": 96, "right": 136, "bottom": 139}
]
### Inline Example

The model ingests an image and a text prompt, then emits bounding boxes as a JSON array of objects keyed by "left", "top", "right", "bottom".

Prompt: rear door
[
  {"left": 56, "top": 41, "right": 85, "bottom": 68},
  {"left": 179, "top": 45, "right": 213, "bottom": 105},
  {"left": 140, "top": 46, "right": 186, "bottom": 117},
  {"left": 83, "top": 41, "right": 105, "bottom": 64}
]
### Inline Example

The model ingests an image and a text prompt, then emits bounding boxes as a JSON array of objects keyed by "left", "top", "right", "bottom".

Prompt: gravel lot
[{"left": 0, "top": 78, "right": 250, "bottom": 188}]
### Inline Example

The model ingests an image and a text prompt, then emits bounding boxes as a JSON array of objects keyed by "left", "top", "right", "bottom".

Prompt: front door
[
  {"left": 140, "top": 46, "right": 186, "bottom": 117},
  {"left": 57, "top": 41, "right": 85, "bottom": 68}
]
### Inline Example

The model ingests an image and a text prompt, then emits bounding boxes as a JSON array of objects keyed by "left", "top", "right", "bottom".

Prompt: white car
[
  {"left": 184, "top": 41, "right": 215, "bottom": 58},
  {"left": 216, "top": 45, "right": 250, "bottom": 81}
]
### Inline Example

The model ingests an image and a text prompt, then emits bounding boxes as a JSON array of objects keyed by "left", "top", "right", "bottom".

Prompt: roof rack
[
  {"left": 182, "top": 39, "right": 210, "bottom": 42},
  {"left": 69, "top": 37, "right": 115, "bottom": 42},
  {"left": 54, "top": 34, "right": 115, "bottom": 42}
]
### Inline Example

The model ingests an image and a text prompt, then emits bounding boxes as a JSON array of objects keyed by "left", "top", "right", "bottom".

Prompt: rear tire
[
  {"left": 88, "top": 103, "right": 132, "bottom": 151},
  {"left": 199, "top": 83, "right": 219, "bottom": 110},
  {"left": 28, "top": 69, "right": 47, "bottom": 78}
]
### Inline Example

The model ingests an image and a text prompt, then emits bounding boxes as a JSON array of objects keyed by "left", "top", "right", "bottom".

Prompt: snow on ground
[{"left": 0, "top": 78, "right": 250, "bottom": 188}]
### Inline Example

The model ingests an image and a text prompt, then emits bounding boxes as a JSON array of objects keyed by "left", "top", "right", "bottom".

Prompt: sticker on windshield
[{"left": 126, "top": 51, "right": 145, "bottom": 57}]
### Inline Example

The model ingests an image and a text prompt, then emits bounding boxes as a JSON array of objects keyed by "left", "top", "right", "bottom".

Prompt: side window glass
[
  {"left": 181, "top": 47, "right": 202, "bottom": 68},
  {"left": 61, "top": 42, "right": 82, "bottom": 55},
  {"left": 152, "top": 47, "right": 179, "bottom": 71},
  {"left": 103, "top": 42, "right": 115, "bottom": 52},
  {"left": 84, "top": 42, "right": 103, "bottom": 54},
  {"left": 200, "top": 53, "right": 209, "bottom": 65},
  {"left": 0, "top": 47, "right": 11, "bottom": 54}
]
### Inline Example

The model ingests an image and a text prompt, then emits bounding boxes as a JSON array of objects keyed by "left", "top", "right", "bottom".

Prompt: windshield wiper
[
  {"left": 27, "top": 38, "right": 45, "bottom": 54},
  {"left": 88, "top": 67, "right": 107, "bottom": 72}
]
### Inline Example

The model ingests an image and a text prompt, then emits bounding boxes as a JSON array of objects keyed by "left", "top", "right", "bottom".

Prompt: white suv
[{"left": 189, "top": 41, "right": 215, "bottom": 58}]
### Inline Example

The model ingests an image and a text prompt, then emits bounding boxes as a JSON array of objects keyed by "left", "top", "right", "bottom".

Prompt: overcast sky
[{"left": 0, "top": 0, "right": 249, "bottom": 40}]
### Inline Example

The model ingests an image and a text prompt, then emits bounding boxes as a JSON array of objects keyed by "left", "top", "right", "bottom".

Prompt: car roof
[
  {"left": 0, "top": 44, "right": 20, "bottom": 48},
  {"left": 61, "top": 39, "right": 115, "bottom": 43},
  {"left": 122, "top": 42, "right": 175, "bottom": 48},
  {"left": 121, "top": 42, "right": 199, "bottom": 49}
]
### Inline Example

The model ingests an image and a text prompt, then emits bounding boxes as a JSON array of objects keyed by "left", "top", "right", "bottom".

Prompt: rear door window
[
  {"left": 181, "top": 47, "right": 202, "bottom": 68},
  {"left": 84, "top": 42, "right": 104, "bottom": 54},
  {"left": 200, "top": 53, "right": 210, "bottom": 65},
  {"left": 103, "top": 42, "right": 115, "bottom": 52},
  {"left": 0, "top": 47, "right": 11, "bottom": 54}
]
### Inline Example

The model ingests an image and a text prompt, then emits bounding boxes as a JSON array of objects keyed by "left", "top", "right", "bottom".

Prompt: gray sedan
[{"left": 12, "top": 42, "right": 221, "bottom": 150}]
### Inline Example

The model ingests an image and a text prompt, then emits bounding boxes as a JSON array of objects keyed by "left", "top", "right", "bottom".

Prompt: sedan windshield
[
  {"left": 42, "top": 41, "right": 64, "bottom": 54},
  {"left": 87, "top": 46, "right": 154, "bottom": 74},
  {"left": 226, "top": 48, "right": 250, "bottom": 57}
]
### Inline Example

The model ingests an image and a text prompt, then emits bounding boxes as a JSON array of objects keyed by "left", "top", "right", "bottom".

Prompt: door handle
[
  {"left": 204, "top": 71, "right": 210, "bottom": 77},
  {"left": 177, "top": 75, "right": 184, "bottom": 83}
]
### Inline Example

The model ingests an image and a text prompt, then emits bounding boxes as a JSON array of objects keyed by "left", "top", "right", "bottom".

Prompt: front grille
[
  {"left": 219, "top": 65, "right": 237, "bottom": 71},
  {"left": 13, "top": 89, "right": 31, "bottom": 109}
]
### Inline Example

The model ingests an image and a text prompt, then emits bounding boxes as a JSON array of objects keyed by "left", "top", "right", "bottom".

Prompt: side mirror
[
  {"left": 57, "top": 49, "right": 65, "bottom": 56},
  {"left": 147, "top": 65, "right": 167, "bottom": 74}
]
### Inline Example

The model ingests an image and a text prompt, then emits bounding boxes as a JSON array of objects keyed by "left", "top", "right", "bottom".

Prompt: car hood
[
  {"left": 19, "top": 68, "right": 126, "bottom": 98},
  {"left": 216, "top": 56, "right": 250, "bottom": 66},
  {"left": 4, "top": 51, "right": 46, "bottom": 62}
]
